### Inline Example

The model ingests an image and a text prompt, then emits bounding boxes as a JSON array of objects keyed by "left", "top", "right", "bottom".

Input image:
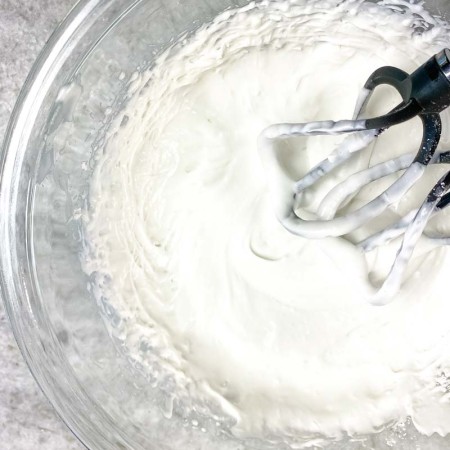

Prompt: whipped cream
[{"left": 83, "top": 0, "right": 450, "bottom": 445}]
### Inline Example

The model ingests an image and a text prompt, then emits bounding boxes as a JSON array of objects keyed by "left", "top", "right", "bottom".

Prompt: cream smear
[{"left": 84, "top": 0, "right": 450, "bottom": 445}]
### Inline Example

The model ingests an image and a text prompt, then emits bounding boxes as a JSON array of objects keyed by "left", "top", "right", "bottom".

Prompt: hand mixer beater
[{"left": 259, "top": 49, "right": 450, "bottom": 305}]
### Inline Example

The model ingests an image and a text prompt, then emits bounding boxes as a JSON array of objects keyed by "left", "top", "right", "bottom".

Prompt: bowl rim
[{"left": 0, "top": 1, "right": 127, "bottom": 448}]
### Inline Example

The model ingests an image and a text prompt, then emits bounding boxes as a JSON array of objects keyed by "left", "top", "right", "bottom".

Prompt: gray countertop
[{"left": 0, "top": 0, "right": 83, "bottom": 448}]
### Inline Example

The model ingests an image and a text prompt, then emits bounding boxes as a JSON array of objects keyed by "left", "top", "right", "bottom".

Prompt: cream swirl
[{"left": 84, "top": 0, "right": 450, "bottom": 444}]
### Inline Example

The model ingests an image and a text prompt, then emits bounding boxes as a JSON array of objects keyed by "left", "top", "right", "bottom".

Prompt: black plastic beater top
[{"left": 364, "top": 49, "right": 450, "bottom": 164}]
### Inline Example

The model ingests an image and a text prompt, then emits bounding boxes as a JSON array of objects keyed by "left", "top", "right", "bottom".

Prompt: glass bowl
[{"left": 2, "top": 0, "right": 450, "bottom": 449}]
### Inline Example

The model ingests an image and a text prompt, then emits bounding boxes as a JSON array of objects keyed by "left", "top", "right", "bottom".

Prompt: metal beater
[{"left": 259, "top": 49, "right": 450, "bottom": 305}]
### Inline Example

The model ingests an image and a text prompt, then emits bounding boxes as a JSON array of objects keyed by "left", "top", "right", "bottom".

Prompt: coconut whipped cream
[{"left": 84, "top": 0, "right": 450, "bottom": 445}]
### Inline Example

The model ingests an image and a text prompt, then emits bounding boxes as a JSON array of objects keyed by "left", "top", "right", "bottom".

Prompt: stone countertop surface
[{"left": 0, "top": 0, "right": 83, "bottom": 448}]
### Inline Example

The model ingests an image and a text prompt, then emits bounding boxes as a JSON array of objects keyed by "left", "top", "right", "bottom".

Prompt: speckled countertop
[{"left": 0, "top": 1, "right": 83, "bottom": 448}]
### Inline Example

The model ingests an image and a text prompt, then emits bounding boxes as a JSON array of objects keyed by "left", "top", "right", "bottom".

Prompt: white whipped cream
[{"left": 83, "top": 0, "right": 450, "bottom": 445}]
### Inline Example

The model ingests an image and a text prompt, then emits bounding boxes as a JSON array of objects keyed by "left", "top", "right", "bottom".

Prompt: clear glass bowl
[{"left": 2, "top": 0, "right": 450, "bottom": 449}]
